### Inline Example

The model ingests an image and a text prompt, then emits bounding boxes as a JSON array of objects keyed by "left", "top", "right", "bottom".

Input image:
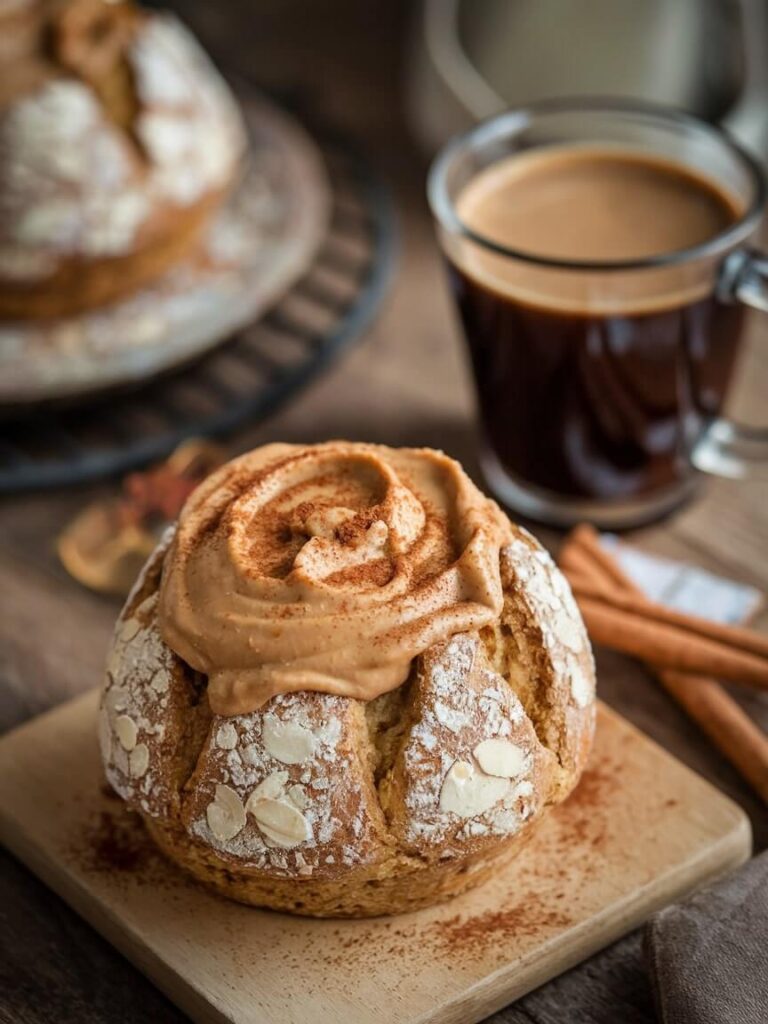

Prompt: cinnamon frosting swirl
[{"left": 157, "top": 442, "right": 514, "bottom": 714}]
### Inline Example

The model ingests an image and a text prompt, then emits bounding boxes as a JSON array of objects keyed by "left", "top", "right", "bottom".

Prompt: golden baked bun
[
  {"left": 99, "top": 442, "right": 595, "bottom": 918},
  {"left": 0, "top": 0, "right": 245, "bottom": 319}
]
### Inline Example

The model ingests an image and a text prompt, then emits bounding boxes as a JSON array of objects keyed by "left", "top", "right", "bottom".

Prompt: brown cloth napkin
[{"left": 644, "top": 851, "right": 768, "bottom": 1024}]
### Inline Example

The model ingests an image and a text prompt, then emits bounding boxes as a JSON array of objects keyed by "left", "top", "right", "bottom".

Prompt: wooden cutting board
[{"left": 0, "top": 692, "right": 751, "bottom": 1024}]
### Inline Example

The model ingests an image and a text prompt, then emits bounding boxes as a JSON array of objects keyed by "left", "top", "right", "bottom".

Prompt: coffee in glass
[{"left": 429, "top": 102, "right": 768, "bottom": 527}]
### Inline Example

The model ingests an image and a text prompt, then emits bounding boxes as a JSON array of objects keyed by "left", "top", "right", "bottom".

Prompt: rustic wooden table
[{"left": 1, "top": 2, "right": 767, "bottom": 1022}]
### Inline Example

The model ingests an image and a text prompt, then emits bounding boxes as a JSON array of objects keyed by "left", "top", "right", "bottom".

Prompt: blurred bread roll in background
[{"left": 0, "top": 0, "right": 246, "bottom": 319}]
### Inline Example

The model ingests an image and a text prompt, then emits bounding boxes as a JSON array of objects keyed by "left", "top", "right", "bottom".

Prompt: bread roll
[
  {"left": 99, "top": 442, "right": 595, "bottom": 917},
  {"left": 0, "top": 0, "right": 245, "bottom": 318}
]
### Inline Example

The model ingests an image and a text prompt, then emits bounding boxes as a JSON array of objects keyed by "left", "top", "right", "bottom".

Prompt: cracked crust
[{"left": 100, "top": 523, "right": 596, "bottom": 917}]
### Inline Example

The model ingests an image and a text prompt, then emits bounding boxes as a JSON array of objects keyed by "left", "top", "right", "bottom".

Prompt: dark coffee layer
[{"left": 451, "top": 265, "right": 745, "bottom": 500}]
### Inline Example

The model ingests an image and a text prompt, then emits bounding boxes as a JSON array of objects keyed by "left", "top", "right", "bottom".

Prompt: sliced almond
[
  {"left": 246, "top": 771, "right": 289, "bottom": 806},
  {"left": 262, "top": 720, "right": 316, "bottom": 765},
  {"left": 439, "top": 759, "right": 509, "bottom": 818},
  {"left": 206, "top": 784, "right": 246, "bottom": 842},
  {"left": 473, "top": 738, "right": 527, "bottom": 779},
  {"left": 104, "top": 685, "right": 128, "bottom": 715},
  {"left": 249, "top": 797, "right": 310, "bottom": 848},
  {"left": 215, "top": 723, "right": 238, "bottom": 750},
  {"left": 128, "top": 743, "right": 149, "bottom": 778},
  {"left": 287, "top": 784, "right": 309, "bottom": 809},
  {"left": 114, "top": 714, "right": 138, "bottom": 752}
]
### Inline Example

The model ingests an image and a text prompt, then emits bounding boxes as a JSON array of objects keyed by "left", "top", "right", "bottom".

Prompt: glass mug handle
[{"left": 692, "top": 249, "right": 768, "bottom": 480}]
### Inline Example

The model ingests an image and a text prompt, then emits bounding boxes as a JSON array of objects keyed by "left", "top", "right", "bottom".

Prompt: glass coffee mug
[{"left": 428, "top": 100, "right": 768, "bottom": 528}]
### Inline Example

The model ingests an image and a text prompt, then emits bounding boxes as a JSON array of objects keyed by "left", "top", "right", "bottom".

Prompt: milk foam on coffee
[
  {"left": 452, "top": 146, "right": 743, "bottom": 314},
  {"left": 457, "top": 146, "right": 740, "bottom": 262}
]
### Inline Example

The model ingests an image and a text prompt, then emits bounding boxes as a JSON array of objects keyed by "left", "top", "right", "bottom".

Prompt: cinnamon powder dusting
[
  {"left": 158, "top": 441, "right": 513, "bottom": 716},
  {"left": 434, "top": 896, "right": 573, "bottom": 951},
  {"left": 85, "top": 810, "right": 149, "bottom": 872},
  {"left": 553, "top": 762, "right": 617, "bottom": 851},
  {"left": 319, "top": 757, "right": 618, "bottom": 970},
  {"left": 68, "top": 785, "right": 166, "bottom": 881},
  {"left": 321, "top": 893, "right": 574, "bottom": 970}
]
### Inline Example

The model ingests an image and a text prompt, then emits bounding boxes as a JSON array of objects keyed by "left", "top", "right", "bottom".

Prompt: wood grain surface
[
  {"left": 1, "top": 1, "right": 767, "bottom": 1022},
  {"left": 0, "top": 696, "right": 751, "bottom": 1024}
]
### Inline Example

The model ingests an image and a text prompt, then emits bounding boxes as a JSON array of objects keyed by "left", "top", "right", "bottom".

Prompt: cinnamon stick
[
  {"left": 565, "top": 539, "right": 768, "bottom": 661},
  {"left": 572, "top": 593, "right": 768, "bottom": 692},
  {"left": 559, "top": 527, "right": 768, "bottom": 692},
  {"left": 560, "top": 524, "right": 768, "bottom": 804},
  {"left": 658, "top": 671, "right": 768, "bottom": 804}
]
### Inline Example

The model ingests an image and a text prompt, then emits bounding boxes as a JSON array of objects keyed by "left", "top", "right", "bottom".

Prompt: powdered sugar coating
[
  {"left": 502, "top": 530, "right": 595, "bottom": 710},
  {"left": 0, "top": 13, "right": 244, "bottom": 280},
  {"left": 186, "top": 693, "right": 383, "bottom": 878},
  {"left": 101, "top": 596, "right": 175, "bottom": 815},
  {"left": 398, "top": 634, "right": 542, "bottom": 850},
  {"left": 0, "top": 82, "right": 137, "bottom": 274},
  {"left": 130, "top": 15, "right": 245, "bottom": 206},
  {"left": 99, "top": 517, "right": 596, "bottom": 895},
  {"left": 101, "top": 529, "right": 182, "bottom": 818}
]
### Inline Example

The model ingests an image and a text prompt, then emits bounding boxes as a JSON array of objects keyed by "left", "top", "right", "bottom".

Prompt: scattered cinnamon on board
[{"left": 70, "top": 807, "right": 155, "bottom": 874}]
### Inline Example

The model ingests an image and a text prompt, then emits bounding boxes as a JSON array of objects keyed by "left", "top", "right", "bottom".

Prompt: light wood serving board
[{"left": 0, "top": 692, "right": 751, "bottom": 1024}]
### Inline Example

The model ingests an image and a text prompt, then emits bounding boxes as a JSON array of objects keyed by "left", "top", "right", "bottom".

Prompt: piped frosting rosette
[{"left": 158, "top": 441, "right": 514, "bottom": 714}]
